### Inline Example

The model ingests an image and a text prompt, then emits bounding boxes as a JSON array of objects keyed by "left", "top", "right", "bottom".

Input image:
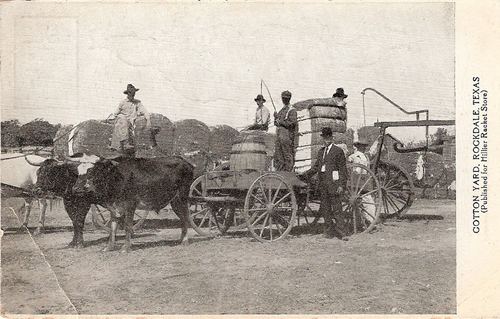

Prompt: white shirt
[
  {"left": 348, "top": 150, "right": 369, "bottom": 174},
  {"left": 114, "top": 98, "right": 150, "bottom": 124},
  {"left": 323, "top": 143, "right": 333, "bottom": 160},
  {"left": 255, "top": 106, "right": 270, "bottom": 126}
]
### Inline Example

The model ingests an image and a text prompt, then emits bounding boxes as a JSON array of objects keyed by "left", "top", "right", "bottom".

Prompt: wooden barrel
[{"left": 230, "top": 133, "right": 267, "bottom": 171}]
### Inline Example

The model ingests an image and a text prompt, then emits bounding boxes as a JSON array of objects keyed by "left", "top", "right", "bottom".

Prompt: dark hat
[
  {"left": 320, "top": 127, "right": 333, "bottom": 138},
  {"left": 123, "top": 84, "right": 139, "bottom": 94},
  {"left": 254, "top": 94, "right": 266, "bottom": 102},
  {"left": 281, "top": 90, "right": 292, "bottom": 98},
  {"left": 332, "top": 88, "right": 347, "bottom": 98}
]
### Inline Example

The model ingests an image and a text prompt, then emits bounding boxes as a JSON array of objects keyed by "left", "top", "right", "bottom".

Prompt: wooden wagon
[{"left": 187, "top": 100, "right": 384, "bottom": 242}]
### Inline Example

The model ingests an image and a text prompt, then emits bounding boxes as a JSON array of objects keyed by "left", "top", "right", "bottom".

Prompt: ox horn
[{"left": 24, "top": 155, "right": 46, "bottom": 166}]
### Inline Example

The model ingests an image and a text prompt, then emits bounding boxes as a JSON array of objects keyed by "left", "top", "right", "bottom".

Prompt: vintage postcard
[{"left": 0, "top": 0, "right": 498, "bottom": 318}]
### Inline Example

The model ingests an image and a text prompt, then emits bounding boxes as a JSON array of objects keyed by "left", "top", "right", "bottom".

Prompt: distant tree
[
  {"left": 1, "top": 119, "right": 21, "bottom": 147},
  {"left": 18, "top": 119, "right": 59, "bottom": 146},
  {"left": 430, "top": 128, "right": 449, "bottom": 145}
]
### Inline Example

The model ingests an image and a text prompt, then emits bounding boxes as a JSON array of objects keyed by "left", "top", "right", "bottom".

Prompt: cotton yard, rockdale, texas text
[{"left": 471, "top": 76, "right": 488, "bottom": 234}]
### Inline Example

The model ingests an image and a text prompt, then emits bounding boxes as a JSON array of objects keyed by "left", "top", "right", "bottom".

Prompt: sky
[{"left": 0, "top": 2, "right": 455, "bottom": 142}]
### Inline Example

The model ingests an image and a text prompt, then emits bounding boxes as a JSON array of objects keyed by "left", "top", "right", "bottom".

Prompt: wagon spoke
[
  {"left": 386, "top": 192, "right": 404, "bottom": 210},
  {"left": 198, "top": 210, "right": 211, "bottom": 227},
  {"left": 384, "top": 179, "right": 405, "bottom": 190},
  {"left": 258, "top": 181, "right": 269, "bottom": 203},
  {"left": 191, "top": 207, "right": 210, "bottom": 217},
  {"left": 355, "top": 172, "right": 363, "bottom": 192},
  {"left": 248, "top": 208, "right": 267, "bottom": 213},
  {"left": 251, "top": 211, "right": 268, "bottom": 226},
  {"left": 387, "top": 181, "right": 405, "bottom": 193},
  {"left": 275, "top": 214, "right": 290, "bottom": 229},
  {"left": 387, "top": 187, "right": 413, "bottom": 193},
  {"left": 359, "top": 188, "right": 379, "bottom": 198},
  {"left": 386, "top": 195, "right": 401, "bottom": 213},
  {"left": 383, "top": 197, "right": 390, "bottom": 215},
  {"left": 272, "top": 181, "right": 283, "bottom": 203},
  {"left": 357, "top": 176, "right": 374, "bottom": 195},
  {"left": 251, "top": 194, "right": 266, "bottom": 205},
  {"left": 259, "top": 214, "right": 270, "bottom": 237},
  {"left": 274, "top": 192, "right": 291, "bottom": 206},
  {"left": 269, "top": 216, "right": 273, "bottom": 241},
  {"left": 386, "top": 192, "right": 408, "bottom": 205},
  {"left": 360, "top": 205, "right": 375, "bottom": 219},
  {"left": 192, "top": 187, "right": 201, "bottom": 196}
]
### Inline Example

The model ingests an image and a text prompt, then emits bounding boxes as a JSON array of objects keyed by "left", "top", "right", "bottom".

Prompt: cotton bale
[
  {"left": 293, "top": 97, "right": 347, "bottom": 112},
  {"left": 53, "top": 125, "right": 74, "bottom": 159},
  {"left": 295, "top": 105, "right": 350, "bottom": 173},
  {"left": 67, "top": 120, "right": 118, "bottom": 158},
  {"left": 209, "top": 125, "right": 240, "bottom": 161},
  {"left": 173, "top": 119, "right": 211, "bottom": 155},
  {"left": 135, "top": 113, "right": 175, "bottom": 157}
]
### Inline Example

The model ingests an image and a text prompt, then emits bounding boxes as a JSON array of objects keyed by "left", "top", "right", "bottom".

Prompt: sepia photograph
[{"left": 0, "top": 0, "right": 496, "bottom": 317}]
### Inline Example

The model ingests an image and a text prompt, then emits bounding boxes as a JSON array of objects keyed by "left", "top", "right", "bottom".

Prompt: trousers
[
  {"left": 274, "top": 137, "right": 294, "bottom": 171},
  {"left": 319, "top": 190, "right": 347, "bottom": 236},
  {"left": 110, "top": 115, "right": 133, "bottom": 150}
]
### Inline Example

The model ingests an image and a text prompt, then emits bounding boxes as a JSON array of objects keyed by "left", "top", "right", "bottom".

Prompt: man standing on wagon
[
  {"left": 300, "top": 127, "right": 348, "bottom": 239},
  {"left": 273, "top": 90, "right": 298, "bottom": 171},
  {"left": 110, "top": 84, "right": 151, "bottom": 153}
]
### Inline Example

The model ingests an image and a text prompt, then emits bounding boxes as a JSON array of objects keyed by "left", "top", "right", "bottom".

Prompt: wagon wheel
[
  {"left": 188, "top": 176, "right": 234, "bottom": 236},
  {"left": 297, "top": 191, "right": 321, "bottom": 226},
  {"left": 374, "top": 161, "right": 415, "bottom": 217},
  {"left": 90, "top": 204, "right": 149, "bottom": 233},
  {"left": 244, "top": 173, "right": 297, "bottom": 242},
  {"left": 341, "top": 163, "right": 382, "bottom": 235}
]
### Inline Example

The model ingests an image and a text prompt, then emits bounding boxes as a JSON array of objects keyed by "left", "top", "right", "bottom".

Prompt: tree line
[{"left": 1, "top": 119, "right": 61, "bottom": 148}]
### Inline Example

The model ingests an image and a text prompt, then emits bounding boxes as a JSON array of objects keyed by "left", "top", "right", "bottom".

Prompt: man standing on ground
[
  {"left": 110, "top": 84, "right": 151, "bottom": 153},
  {"left": 300, "top": 127, "right": 348, "bottom": 239},
  {"left": 273, "top": 90, "right": 297, "bottom": 171}
]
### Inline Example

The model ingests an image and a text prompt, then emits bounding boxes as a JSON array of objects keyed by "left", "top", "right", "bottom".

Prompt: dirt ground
[{"left": 1, "top": 198, "right": 455, "bottom": 315}]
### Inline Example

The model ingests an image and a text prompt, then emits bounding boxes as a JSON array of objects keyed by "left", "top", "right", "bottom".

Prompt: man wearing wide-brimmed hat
[
  {"left": 348, "top": 137, "right": 370, "bottom": 171},
  {"left": 110, "top": 84, "right": 151, "bottom": 152},
  {"left": 273, "top": 90, "right": 298, "bottom": 171},
  {"left": 247, "top": 94, "right": 270, "bottom": 131},
  {"left": 332, "top": 87, "right": 348, "bottom": 108},
  {"left": 300, "top": 127, "right": 348, "bottom": 239}
]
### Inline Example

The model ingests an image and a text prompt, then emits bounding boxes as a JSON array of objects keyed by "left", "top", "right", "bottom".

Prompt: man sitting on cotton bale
[
  {"left": 247, "top": 94, "right": 270, "bottom": 131},
  {"left": 109, "top": 84, "right": 151, "bottom": 154}
]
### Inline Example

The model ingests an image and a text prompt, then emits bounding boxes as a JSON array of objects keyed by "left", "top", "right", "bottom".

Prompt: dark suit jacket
[{"left": 303, "top": 144, "right": 348, "bottom": 195}]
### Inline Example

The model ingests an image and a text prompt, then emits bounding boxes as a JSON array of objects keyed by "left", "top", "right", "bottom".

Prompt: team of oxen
[{"left": 6, "top": 153, "right": 195, "bottom": 252}]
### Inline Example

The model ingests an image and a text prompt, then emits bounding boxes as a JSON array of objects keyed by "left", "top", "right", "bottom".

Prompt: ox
[
  {"left": 70, "top": 154, "right": 194, "bottom": 252},
  {"left": 26, "top": 156, "right": 94, "bottom": 248},
  {"left": 1, "top": 153, "right": 50, "bottom": 235}
]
